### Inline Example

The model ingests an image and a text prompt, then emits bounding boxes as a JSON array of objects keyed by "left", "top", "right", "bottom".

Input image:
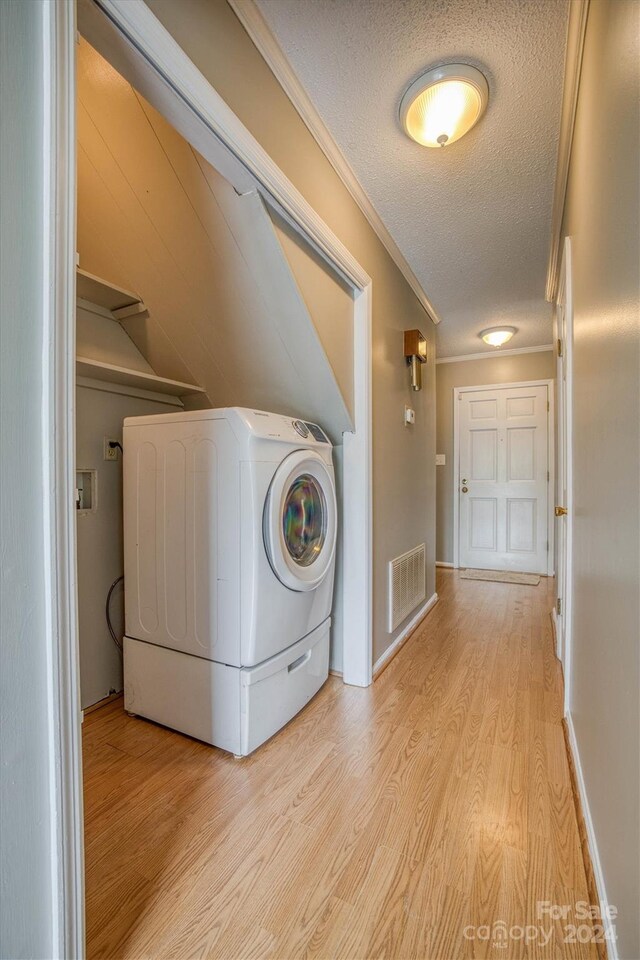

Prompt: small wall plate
[{"left": 76, "top": 469, "right": 97, "bottom": 515}]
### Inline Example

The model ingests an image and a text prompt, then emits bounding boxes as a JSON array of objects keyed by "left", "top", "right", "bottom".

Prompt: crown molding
[
  {"left": 545, "top": 0, "right": 590, "bottom": 303},
  {"left": 436, "top": 344, "right": 554, "bottom": 364},
  {"left": 227, "top": 0, "right": 440, "bottom": 325}
]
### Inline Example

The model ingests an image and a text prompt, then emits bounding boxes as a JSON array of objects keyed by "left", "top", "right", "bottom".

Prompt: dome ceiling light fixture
[
  {"left": 480, "top": 326, "right": 517, "bottom": 348},
  {"left": 400, "top": 63, "right": 489, "bottom": 148}
]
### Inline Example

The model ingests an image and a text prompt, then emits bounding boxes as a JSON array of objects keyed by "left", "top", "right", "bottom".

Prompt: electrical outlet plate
[
  {"left": 404, "top": 406, "right": 415, "bottom": 426},
  {"left": 76, "top": 469, "right": 97, "bottom": 514},
  {"left": 103, "top": 437, "right": 120, "bottom": 461}
]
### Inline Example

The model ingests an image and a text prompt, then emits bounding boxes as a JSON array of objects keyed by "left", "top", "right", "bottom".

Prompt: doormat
[{"left": 460, "top": 568, "right": 541, "bottom": 586}]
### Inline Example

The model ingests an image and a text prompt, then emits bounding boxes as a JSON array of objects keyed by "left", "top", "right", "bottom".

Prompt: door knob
[
  {"left": 555, "top": 505, "right": 568, "bottom": 517},
  {"left": 461, "top": 486, "right": 468, "bottom": 493}
]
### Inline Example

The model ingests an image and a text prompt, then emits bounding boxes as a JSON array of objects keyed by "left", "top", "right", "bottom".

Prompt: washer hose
[{"left": 106, "top": 574, "right": 124, "bottom": 652}]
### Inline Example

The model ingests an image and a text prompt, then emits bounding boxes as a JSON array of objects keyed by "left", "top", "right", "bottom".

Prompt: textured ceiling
[{"left": 255, "top": 0, "right": 569, "bottom": 357}]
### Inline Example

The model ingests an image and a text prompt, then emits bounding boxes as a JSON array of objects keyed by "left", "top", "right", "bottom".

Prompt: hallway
[{"left": 83, "top": 570, "right": 598, "bottom": 959}]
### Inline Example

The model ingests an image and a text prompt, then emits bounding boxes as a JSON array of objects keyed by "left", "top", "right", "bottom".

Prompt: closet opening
[{"left": 73, "top": 12, "right": 370, "bottom": 950}]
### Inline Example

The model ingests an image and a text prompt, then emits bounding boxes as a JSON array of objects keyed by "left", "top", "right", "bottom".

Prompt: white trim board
[
  {"left": 435, "top": 561, "right": 455, "bottom": 568},
  {"left": 42, "top": 2, "right": 85, "bottom": 956},
  {"left": 452, "top": 379, "right": 555, "bottom": 577},
  {"left": 373, "top": 593, "right": 438, "bottom": 677},
  {"left": 555, "top": 236, "right": 575, "bottom": 716},
  {"left": 227, "top": 0, "right": 440, "bottom": 326},
  {"left": 75, "top": 357, "right": 204, "bottom": 397},
  {"left": 550, "top": 604, "right": 559, "bottom": 657},
  {"left": 545, "top": 0, "right": 589, "bottom": 302},
  {"left": 76, "top": 375, "right": 184, "bottom": 407},
  {"left": 436, "top": 344, "right": 554, "bottom": 364},
  {"left": 564, "top": 713, "right": 620, "bottom": 960},
  {"left": 452, "top": 378, "right": 555, "bottom": 393}
]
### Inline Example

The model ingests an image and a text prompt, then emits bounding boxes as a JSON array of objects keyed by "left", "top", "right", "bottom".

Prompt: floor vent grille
[{"left": 388, "top": 543, "right": 426, "bottom": 632}]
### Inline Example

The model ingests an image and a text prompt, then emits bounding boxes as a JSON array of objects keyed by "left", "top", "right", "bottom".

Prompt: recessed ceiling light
[
  {"left": 480, "top": 326, "right": 517, "bottom": 347},
  {"left": 400, "top": 63, "right": 489, "bottom": 148}
]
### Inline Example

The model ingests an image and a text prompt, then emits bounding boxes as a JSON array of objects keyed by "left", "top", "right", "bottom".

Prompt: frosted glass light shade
[
  {"left": 480, "top": 327, "right": 516, "bottom": 347},
  {"left": 400, "top": 64, "right": 489, "bottom": 148}
]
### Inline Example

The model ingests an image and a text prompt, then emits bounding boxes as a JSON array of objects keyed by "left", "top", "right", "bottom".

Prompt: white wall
[
  {"left": 561, "top": 2, "right": 639, "bottom": 955},
  {"left": 328, "top": 445, "right": 344, "bottom": 672},
  {"left": 76, "top": 37, "right": 353, "bottom": 442},
  {"left": 0, "top": 3, "right": 57, "bottom": 957},
  {"left": 77, "top": 303, "right": 155, "bottom": 373},
  {"left": 270, "top": 213, "right": 355, "bottom": 423}
]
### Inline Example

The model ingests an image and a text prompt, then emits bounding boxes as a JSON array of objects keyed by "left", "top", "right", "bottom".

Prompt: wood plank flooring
[{"left": 83, "top": 570, "right": 599, "bottom": 959}]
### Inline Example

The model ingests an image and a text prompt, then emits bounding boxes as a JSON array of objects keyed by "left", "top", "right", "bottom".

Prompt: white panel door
[{"left": 458, "top": 384, "right": 549, "bottom": 573}]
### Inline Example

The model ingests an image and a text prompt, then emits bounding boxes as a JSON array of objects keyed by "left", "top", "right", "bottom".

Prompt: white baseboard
[
  {"left": 564, "top": 712, "right": 619, "bottom": 960},
  {"left": 373, "top": 592, "right": 438, "bottom": 677},
  {"left": 550, "top": 606, "right": 559, "bottom": 658},
  {"left": 436, "top": 561, "right": 455, "bottom": 568}
]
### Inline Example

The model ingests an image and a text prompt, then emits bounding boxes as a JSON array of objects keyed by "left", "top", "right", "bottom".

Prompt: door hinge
[
  {"left": 547, "top": 470, "right": 550, "bottom": 482},
  {"left": 557, "top": 338, "right": 563, "bottom": 358},
  {"left": 556, "top": 597, "right": 562, "bottom": 616}
]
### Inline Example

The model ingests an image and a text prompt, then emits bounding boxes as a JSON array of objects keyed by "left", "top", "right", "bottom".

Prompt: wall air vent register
[{"left": 388, "top": 543, "right": 426, "bottom": 632}]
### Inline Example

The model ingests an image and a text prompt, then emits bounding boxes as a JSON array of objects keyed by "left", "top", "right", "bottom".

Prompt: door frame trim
[
  {"left": 43, "top": 2, "right": 84, "bottom": 956},
  {"left": 453, "top": 379, "right": 555, "bottom": 576},
  {"left": 555, "top": 237, "right": 574, "bottom": 713}
]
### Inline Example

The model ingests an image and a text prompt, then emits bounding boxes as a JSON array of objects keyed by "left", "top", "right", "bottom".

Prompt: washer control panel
[{"left": 242, "top": 409, "right": 330, "bottom": 445}]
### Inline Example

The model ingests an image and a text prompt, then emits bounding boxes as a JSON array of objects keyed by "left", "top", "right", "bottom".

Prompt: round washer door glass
[
  {"left": 283, "top": 474, "right": 327, "bottom": 566},
  {"left": 263, "top": 449, "right": 337, "bottom": 592}
]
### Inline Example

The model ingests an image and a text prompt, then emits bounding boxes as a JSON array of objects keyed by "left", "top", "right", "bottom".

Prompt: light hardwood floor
[{"left": 83, "top": 570, "right": 598, "bottom": 959}]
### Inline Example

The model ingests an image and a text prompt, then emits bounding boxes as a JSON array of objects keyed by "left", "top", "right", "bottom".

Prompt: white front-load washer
[{"left": 121, "top": 407, "right": 337, "bottom": 755}]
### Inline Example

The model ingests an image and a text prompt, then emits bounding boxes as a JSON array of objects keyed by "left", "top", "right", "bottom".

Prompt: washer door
[{"left": 263, "top": 450, "right": 337, "bottom": 592}]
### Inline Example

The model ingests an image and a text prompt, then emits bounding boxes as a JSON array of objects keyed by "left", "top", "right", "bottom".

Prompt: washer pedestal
[{"left": 123, "top": 618, "right": 330, "bottom": 756}]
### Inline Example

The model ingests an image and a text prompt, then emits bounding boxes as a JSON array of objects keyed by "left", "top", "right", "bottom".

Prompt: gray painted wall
[
  {"left": 76, "top": 385, "right": 178, "bottom": 708},
  {"left": 144, "top": 0, "right": 437, "bottom": 665},
  {"left": 0, "top": 3, "right": 56, "bottom": 957},
  {"left": 561, "top": 2, "right": 639, "bottom": 956},
  {"left": 436, "top": 351, "right": 555, "bottom": 564},
  {"left": 76, "top": 308, "right": 178, "bottom": 708}
]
